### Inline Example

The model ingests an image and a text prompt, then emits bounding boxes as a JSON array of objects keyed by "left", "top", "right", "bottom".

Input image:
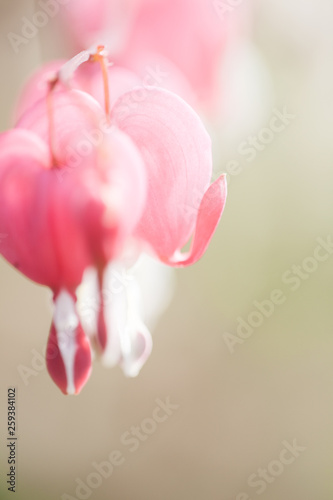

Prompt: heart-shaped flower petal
[
  {"left": 16, "top": 90, "right": 147, "bottom": 269},
  {"left": 112, "top": 87, "right": 227, "bottom": 265},
  {"left": 0, "top": 129, "right": 92, "bottom": 290}
]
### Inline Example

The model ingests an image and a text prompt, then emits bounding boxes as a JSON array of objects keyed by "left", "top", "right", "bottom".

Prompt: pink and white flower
[{"left": 0, "top": 48, "right": 227, "bottom": 394}]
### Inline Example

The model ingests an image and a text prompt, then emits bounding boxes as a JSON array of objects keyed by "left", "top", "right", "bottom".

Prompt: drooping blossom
[
  {"left": 115, "top": 0, "right": 233, "bottom": 108},
  {"left": 0, "top": 47, "right": 227, "bottom": 394},
  {"left": 15, "top": 48, "right": 227, "bottom": 268}
]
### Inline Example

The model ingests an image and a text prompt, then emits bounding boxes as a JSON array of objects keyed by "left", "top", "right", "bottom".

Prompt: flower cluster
[{"left": 0, "top": 3, "right": 229, "bottom": 395}]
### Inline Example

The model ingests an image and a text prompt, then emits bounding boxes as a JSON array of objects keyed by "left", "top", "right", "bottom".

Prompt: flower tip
[
  {"left": 120, "top": 326, "right": 153, "bottom": 378},
  {"left": 47, "top": 290, "right": 92, "bottom": 395}
]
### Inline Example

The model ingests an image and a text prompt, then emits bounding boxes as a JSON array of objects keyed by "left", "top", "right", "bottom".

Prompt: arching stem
[
  {"left": 47, "top": 78, "right": 58, "bottom": 167},
  {"left": 91, "top": 46, "right": 111, "bottom": 124}
]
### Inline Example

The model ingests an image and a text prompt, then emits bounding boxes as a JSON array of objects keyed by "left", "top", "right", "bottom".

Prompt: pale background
[{"left": 1, "top": 1, "right": 333, "bottom": 499}]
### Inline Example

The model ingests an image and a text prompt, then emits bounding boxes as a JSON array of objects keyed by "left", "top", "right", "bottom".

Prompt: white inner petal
[
  {"left": 76, "top": 267, "right": 99, "bottom": 338},
  {"left": 101, "top": 262, "right": 126, "bottom": 366},
  {"left": 118, "top": 277, "right": 152, "bottom": 378},
  {"left": 54, "top": 290, "right": 79, "bottom": 396},
  {"left": 76, "top": 254, "right": 173, "bottom": 377},
  {"left": 131, "top": 253, "right": 175, "bottom": 329}
]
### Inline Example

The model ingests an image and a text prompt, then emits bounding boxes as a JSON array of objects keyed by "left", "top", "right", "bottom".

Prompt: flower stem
[
  {"left": 47, "top": 79, "right": 58, "bottom": 167},
  {"left": 92, "top": 46, "right": 111, "bottom": 124}
]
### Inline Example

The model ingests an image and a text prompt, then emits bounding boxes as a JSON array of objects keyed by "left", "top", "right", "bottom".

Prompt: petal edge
[{"left": 161, "top": 174, "right": 227, "bottom": 267}]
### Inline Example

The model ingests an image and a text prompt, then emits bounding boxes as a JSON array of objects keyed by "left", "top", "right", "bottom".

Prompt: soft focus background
[{"left": 1, "top": 1, "right": 333, "bottom": 499}]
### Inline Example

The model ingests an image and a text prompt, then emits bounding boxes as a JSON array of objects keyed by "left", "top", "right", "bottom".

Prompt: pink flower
[
  {"left": 60, "top": 0, "right": 128, "bottom": 52},
  {"left": 1, "top": 68, "right": 146, "bottom": 394},
  {"left": 59, "top": 0, "right": 235, "bottom": 108},
  {"left": 116, "top": 0, "right": 232, "bottom": 108},
  {"left": 11, "top": 90, "right": 146, "bottom": 283},
  {"left": 0, "top": 48, "right": 227, "bottom": 394},
  {"left": 15, "top": 49, "right": 227, "bottom": 269}
]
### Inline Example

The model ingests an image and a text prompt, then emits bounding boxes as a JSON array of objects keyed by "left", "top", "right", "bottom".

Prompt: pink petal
[
  {"left": 118, "top": 0, "right": 231, "bottom": 104},
  {"left": 10, "top": 82, "right": 147, "bottom": 282},
  {"left": 60, "top": 0, "right": 121, "bottom": 50},
  {"left": 14, "top": 54, "right": 99, "bottom": 123},
  {"left": 0, "top": 129, "right": 92, "bottom": 289},
  {"left": 114, "top": 51, "right": 197, "bottom": 107},
  {"left": 162, "top": 174, "right": 227, "bottom": 267},
  {"left": 16, "top": 89, "right": 105, "bottom": 167},
  {"left": 16, "top": 90, "right": 147, "bottom": 257},
  {"left": 79, "top": 129, "right": 147, "bottom": 265},
  {"left": 111, "top": 87, "right": 213, "bottom": 260},
  {"left": 88, "top": 64, "right": 142, "bottom": 110},
  {"left": 17, "top": 88, "right": 147, "bottom": 266},
  {"left": 14, "top": 60, "right": 66, "bottom": 123},
  {"left": 59, "top": 0, "right": 235, "bottom": 106},
  {"left": 0, "top": 120, "right": 146, "bottom": 289}
]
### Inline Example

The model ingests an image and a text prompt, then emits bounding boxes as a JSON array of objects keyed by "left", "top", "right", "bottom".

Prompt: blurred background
[{"left": 1, "top": 0, "right": 333, "bottom": 499}]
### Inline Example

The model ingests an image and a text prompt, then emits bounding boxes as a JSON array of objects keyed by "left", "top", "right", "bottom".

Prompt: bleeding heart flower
[
  {"left": 7, "top": 91, "right": 147, "bottom": 285},
  {"left": 1, "top": 54, "right": 147, "bottom": 394},
  {"left": 116, "top": 0, "right": 233, "bottom": 107},
  {"left": 0, "top": 126, "right": 95, "bottom": 395},
  {"left": 1, "top": 47, "right": 227, "bottom": 394},
  {"left": 15, "top": 48, "right": 227, "bottom": 267}
]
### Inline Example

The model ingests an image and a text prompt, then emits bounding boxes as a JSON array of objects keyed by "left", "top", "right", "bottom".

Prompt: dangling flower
[
  {"left": 0, "top": 46, "right": 227, "bottom": 394},
  {"left": 114, "top": 0, "right": 233, "bottom": 108},
  {"left": 1, "top": 51, "right": 147, "bottom": 394}
]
